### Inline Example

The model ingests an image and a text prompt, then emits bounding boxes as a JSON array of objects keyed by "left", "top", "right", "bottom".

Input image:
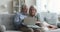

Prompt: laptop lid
[{"left": 24, "top": 17, "right": 37, "bottom": 25}]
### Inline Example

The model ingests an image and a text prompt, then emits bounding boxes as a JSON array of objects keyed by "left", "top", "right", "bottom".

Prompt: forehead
[
  {"left": 30, "top": 7, "right": 35, "bottom": 10},
  {"left": 30, "top": 6, "right": 34, "bottom": 8},
  {"left": 30, "top": 6, "right": 36, "bottom": 9},
  {"left": 22, "top": 5, "right": 27, "bottom": 8}
]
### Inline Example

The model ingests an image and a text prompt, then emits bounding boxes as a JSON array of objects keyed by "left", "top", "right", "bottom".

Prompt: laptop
[{"left": 24, "top": 17, "right": 40, "bottom": 28}]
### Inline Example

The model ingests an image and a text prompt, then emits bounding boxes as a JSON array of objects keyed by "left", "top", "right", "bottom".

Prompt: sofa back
[
  {"left": 0, "top": 14, "right": 15, "bottom": 30},
  {"left": 40, "top": 12, "right": 58, "bottom": 26}
]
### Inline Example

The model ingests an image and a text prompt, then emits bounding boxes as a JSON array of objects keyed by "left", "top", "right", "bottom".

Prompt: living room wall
[
  {"left": 0, "top": 0, "right": 12, "bottom": 14},
  {"left": 0, "top": 0, "right": 36, "bottom": 14}
]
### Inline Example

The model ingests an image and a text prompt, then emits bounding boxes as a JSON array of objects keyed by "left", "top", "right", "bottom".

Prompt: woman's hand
[
  {"left": 36, "top": 21, "right": 43, "bottom": 27},
  {"left": 36, "top": 21, "right": 41, "bottom": 24},
  {"left": 47, "top": 25, "right": 57, "bottom": 30}
]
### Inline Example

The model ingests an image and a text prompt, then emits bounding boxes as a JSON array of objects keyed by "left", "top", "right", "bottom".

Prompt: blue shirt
[
  {"left": 14, "top": 12, "right": 27, "bottom": 29},
  {"left": 14, "top": 12, "right": 40, "bottom": 29}
]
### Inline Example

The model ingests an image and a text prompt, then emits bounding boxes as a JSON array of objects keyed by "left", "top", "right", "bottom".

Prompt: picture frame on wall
[
  {"left": 13, "top": 0, "right": 25, "bottom": 13},
  {"left": 20, "top": 0, "right": 25, "bottom": 5}
]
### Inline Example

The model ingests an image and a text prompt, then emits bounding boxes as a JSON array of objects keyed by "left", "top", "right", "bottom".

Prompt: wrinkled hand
[
  {"left": 48, "top": 25, "right": 57, "bottom": 30},
  {"left": 36, "top": 21, "right": 43, "bottom": 27},
  {"left": 36, "top": 21, "right": 41, "bottom": 23},
  {"left": 22, "top": 23, "right": 28, "bottom": 28}
]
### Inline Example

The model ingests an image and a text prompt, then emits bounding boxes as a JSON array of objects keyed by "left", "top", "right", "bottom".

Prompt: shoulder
[
  {"left": 36, "top": 13, "right": 40, "bottom": 16},
  {"left": 35, "top": 13, "right": 40, "bottom": 21},
  {"left": 14, "top": 12, "right": 21, "bottom": 17},
  {"left": 37, "top": 13, "right": 40, "bottom": 15},
  {"left": 16, "top": 12, "right": 21, "bottom": 15},
  {"left": 16, "top": 12, "right": 22, "bottom": 15},
  {"left": 35, "top": 13, "right": 40, "bottom": 18}
]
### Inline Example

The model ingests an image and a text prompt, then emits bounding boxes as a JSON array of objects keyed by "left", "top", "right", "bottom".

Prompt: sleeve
[
  {"left": 36, "top": 13, "right": 50, "bottom": 27},
  {"left": 43, "top": 21, "right": 50, "bottom": 27},
  {"left": 36, "top": 13, "right": 40, "bottom": 21},
  {"left": 14, "top": 13, "right": 22, "bottom": 27}
]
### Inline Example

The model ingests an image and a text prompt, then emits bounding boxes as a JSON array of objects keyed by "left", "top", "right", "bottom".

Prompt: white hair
[
  {"left": 29, "top": 5, "right": 38, "bottom": 14},
  {"left": 30, "top": 5, "right": 37, "bottom": 13},
  {"left": 31, "top": 5, "right": 37, "bottom": 10}
]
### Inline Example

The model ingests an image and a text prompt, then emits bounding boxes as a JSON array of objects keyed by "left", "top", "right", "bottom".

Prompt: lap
[
  {"left": 19, "top": 26, "right": 33, "bottom": 32},
  {"left": 19, "top": 26, "right": 42, "bottom": 32}
]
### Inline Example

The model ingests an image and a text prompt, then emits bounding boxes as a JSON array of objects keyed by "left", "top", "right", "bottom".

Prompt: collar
[{"left": 21, "top": 12, "right": 27, "bottom": 15}]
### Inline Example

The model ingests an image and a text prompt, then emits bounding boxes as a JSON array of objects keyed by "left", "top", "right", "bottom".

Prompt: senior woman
[
  {"left": 28, "top": 5, "right": 42, "bottom": 32},
  {"left": 29, "top": 5, "right": 57, "bottom": 31}
]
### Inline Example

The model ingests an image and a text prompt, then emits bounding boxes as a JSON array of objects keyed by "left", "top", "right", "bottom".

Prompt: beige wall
[
  {"left": 0, "top": 0, "right": 13, "bottom": 14},
  {"left": 0, "top": 0, "right": 36, "bottom": 14},
  {"left": 25, "top": 0, "right": 36, "bottom": 8}
]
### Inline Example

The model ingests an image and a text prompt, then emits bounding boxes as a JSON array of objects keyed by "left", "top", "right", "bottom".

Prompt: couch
[
  {"left": 0, "top": 14, "right": 22, "bottom": 32},
  {"left": 0, "top": 12, "right": 60, "bottom": 32}
]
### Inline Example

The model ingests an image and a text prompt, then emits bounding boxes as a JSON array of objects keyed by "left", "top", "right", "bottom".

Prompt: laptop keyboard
[{"left": 27, "top": 25, "right": 41, "bottom": 28}]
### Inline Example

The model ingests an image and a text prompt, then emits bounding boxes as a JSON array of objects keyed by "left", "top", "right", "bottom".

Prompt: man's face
[
  {"left": 22, "top": 6, "right": 28, "bottom": 13},
  {"left": 29, "top": 7, "right": 36, "bottom": 16}
]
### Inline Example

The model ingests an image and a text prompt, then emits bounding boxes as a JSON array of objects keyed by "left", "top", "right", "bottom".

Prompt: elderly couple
[{"left": 14, "top": 4, "right": 57, "bottom": 32}]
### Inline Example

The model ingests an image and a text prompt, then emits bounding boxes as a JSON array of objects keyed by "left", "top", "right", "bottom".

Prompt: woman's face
[{"left": 29, "top": 7, "right": 36, "bottom": 16}]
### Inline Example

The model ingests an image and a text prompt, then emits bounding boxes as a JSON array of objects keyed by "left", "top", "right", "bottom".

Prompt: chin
[{"left": 31, "top": 15, "right": 35, "bottom": 16}]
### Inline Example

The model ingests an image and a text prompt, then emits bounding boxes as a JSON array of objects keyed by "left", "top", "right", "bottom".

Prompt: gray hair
[
  {"left": 21, "top": 4, "right": 27, "bottom": 12},
  {"left": 32, "top": 5, "right": 37, "bottom": 10},
  {"left": 29, "top": 5, "right": 37, "bottom": 12}
]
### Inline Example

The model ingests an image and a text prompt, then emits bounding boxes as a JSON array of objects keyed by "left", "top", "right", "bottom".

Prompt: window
[{"left": 36, "top": 0, "right": 60, "bottom": 14}]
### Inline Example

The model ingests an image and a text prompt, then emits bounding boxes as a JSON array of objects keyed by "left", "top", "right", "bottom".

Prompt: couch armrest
[{"left": 0, "top": 25, "right": 6, "bottom": 32}]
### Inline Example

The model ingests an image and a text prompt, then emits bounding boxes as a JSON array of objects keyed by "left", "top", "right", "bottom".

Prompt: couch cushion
[
  {"left": 40, "top": 12, "right": 58, "bottom": 26},
  {"left": 0, "top": 14, "right": 15, "bottom": 30}
]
